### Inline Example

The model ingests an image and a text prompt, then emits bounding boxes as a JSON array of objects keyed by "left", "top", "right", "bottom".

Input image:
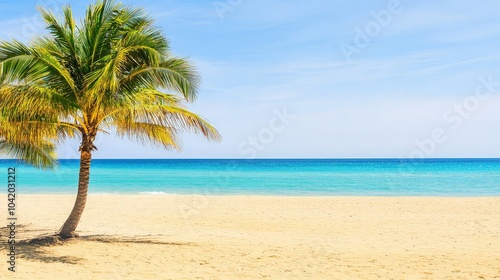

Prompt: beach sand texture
[{"left": 1, "top": 195, "right": 499, "bottom": 279}]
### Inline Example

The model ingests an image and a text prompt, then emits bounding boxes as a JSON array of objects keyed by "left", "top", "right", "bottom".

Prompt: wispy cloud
[{"left": 1, "top": 0, "right": 499, "bottom": 158}]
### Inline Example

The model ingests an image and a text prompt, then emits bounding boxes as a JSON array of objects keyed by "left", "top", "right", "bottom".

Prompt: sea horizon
[
  {"left": 18, "top": 157, "right": 500, "bottom": 160},
  {"left": 2, "top": 158, "right": 499, "bottom": 196}
]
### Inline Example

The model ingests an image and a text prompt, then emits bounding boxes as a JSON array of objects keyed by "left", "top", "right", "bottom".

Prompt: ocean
[{"left": 1, "top": 159, "right": 499, "bottom": 196}]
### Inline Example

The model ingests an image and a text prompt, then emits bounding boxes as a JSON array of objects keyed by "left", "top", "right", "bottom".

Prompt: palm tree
[
  {"left": 0, "top": 66, "right": 62, "bottom": 168},
  {"left": 0, "top": 113, "right": 59, "bottom": 169},
  {"left": 0, "top": 0, "right": 220, "bottom": 238}
]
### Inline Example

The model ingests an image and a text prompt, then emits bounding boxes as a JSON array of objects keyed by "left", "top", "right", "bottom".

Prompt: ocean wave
[
  {"left": 92, "top": 192, "right": 121, "bottom": 195},
  {"left": 139, "top": 191, "right": 172, "bottom": 195}
]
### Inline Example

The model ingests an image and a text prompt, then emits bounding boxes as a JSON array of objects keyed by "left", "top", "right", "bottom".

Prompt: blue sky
[{"left": 1, "top": 0, "right": 499, "bottom": 158}]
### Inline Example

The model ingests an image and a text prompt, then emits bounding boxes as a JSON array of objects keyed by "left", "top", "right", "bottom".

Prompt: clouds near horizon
[{"left": 1, "top": 0, "right": 499, "bottom": 158}]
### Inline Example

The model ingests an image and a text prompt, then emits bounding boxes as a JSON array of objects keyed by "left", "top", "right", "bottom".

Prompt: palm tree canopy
[
  {"left": 0, "top": 112, "right": 59, "bottom": 168},
  {"left": 0, "top": 0, "right": 220, "bottom": 168}
]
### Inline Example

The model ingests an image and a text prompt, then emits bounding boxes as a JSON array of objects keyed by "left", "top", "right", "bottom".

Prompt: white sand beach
[{"left": 1, "top": 195, "right": 499, "bottom": 279}]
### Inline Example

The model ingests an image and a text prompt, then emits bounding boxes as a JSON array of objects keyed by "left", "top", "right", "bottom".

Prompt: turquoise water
[{"left": 1, "top": 159, "right": 499, "bottom": 196}]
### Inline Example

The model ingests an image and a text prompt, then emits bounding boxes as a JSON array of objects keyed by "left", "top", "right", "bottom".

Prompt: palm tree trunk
[{"left": 58, "top": 137, "right": 93, "bottom": 238}]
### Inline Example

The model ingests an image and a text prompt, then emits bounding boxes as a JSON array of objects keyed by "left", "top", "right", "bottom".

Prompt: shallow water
[{"left": 1, "top": 159, "right": 499, "bottom": 196}]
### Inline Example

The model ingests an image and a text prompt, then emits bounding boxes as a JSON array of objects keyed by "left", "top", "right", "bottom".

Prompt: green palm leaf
[{"left": 0, "top": 0, "right": 220, "bottom": 238}]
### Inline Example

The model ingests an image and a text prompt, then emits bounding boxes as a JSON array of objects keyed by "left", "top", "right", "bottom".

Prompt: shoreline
[{"left": 13, "top": 192, "right": 500, "bottom": 197}]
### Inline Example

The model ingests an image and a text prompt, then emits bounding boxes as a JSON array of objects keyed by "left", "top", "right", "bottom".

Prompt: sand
[{"left": 0, "top": 195, "right": 499, "bottom": 279}]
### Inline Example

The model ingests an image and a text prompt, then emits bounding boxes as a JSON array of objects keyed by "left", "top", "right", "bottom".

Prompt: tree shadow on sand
[
  {"left": 0, "top": 225, "right": 84, "bottom": 264},
  {"left": 81, "top": 235, "right": 194, "bottom": 246},
  {"left": 16, "top": 243, "right": 86, "bottom": 265},
  {"left": 0, "top": 225, "right": 194, "bottom": 265}
]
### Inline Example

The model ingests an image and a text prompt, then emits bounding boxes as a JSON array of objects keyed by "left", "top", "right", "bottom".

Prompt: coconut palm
[
  {"left": 0, "top": 0, "right": 220, "bottom": 238},
  {"left": 0, "top": 113, "right": 59, "bottom": 169},
  {"left": 0, "top": 67, "right": 62, "bottom": 168}
]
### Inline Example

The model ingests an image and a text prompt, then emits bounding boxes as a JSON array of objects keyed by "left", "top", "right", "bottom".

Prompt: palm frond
[
  {"left": 0, "top": 115, "right": 59, "bottom": 169},
  {"left": 0, "top": 0, "right": 219, "bottom": 169},
  {"left": 105, "top": 89, "right": 221, "bottom": 146},
  {"left": 119, "top": 57, "right": 200, "bottom": 102},
  {"left": 0, "top": 139, "right": 57, "bottom": 169},
  {"left": 115, "top": 122, "right": 180, "bottom": 150}
]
